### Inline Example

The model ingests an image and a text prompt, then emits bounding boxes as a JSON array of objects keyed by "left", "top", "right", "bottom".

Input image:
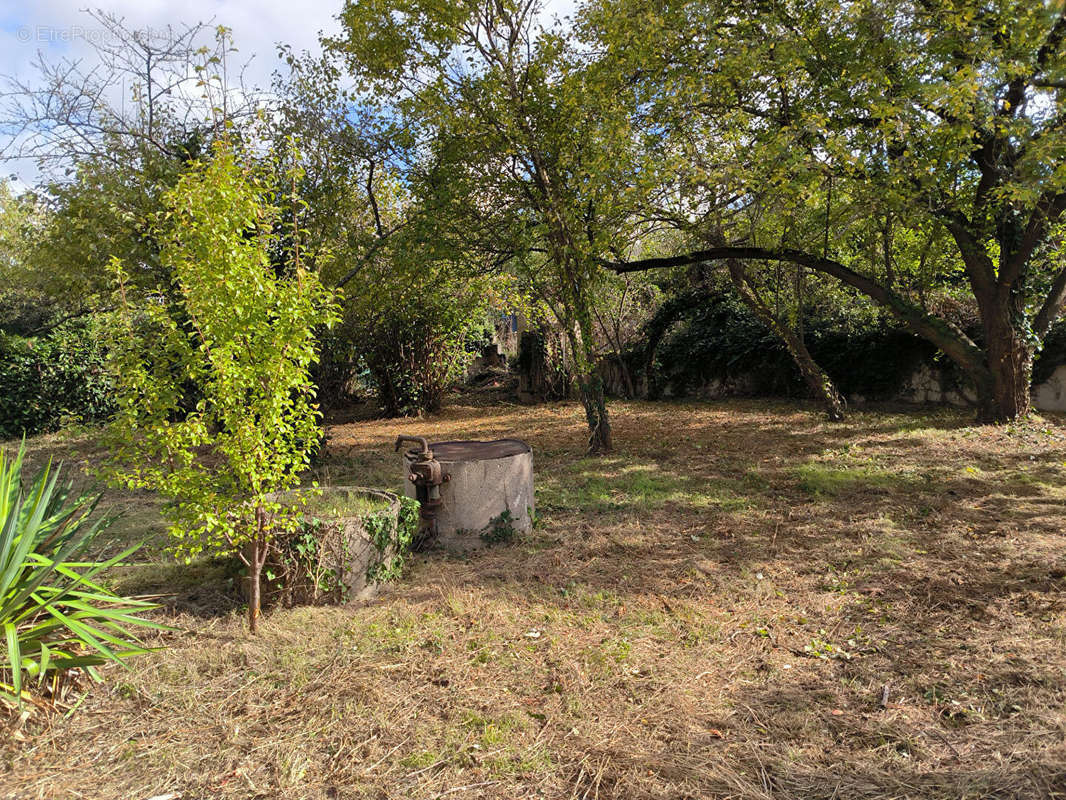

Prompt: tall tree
[
  {"left": 272, "top": 49, "right": 512, "bottom": 415},
  {"left": 592, "top": 0, "right": 1066, "bottom": 422},
  {"left": 330, "top": 0, "right": 645, "bottom": 453}
]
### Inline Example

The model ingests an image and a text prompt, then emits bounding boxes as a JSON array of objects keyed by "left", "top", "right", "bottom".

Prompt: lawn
[{"left": 4, "top": 398, "right": 1066, "bottom": 799}]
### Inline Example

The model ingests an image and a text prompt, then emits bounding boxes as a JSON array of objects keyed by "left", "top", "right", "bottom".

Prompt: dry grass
[{"left": 4, "top": 398, "right": 1066, "bottom": 799}]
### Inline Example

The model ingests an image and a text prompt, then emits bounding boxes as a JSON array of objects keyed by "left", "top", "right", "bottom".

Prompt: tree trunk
[
  {"left": 612, "top": 352, "right": 637, "bottom": 399},
  {"left": 568, "top": 302, "right": 613, "bottom": 455},
  {"left": 247, "top": 507, "right": 269, "bottom": 635},
  {"left": 785, "top": 333, "right": 847, "bottom": 422},
  {"left": 976, "top": 304, "right": 1033, "bottom": 423},
  {"left": 579, "top": 374, "right": 612, "bottom": 454},
  {"left": 248, "top": 552, "right": 262, "bottom": 634},
  {"left": 728, "top": 261, "right": 846, "bottom": 421}
]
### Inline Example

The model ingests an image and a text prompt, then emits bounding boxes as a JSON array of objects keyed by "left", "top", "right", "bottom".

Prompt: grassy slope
[{"left": 3, "top": 399, "right": 1066, "bottom": 799}]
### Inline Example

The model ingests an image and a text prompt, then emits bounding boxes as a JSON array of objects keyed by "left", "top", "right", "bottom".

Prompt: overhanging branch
[{"left": 604, "top": 246, "right": 989, "bottom": 375}]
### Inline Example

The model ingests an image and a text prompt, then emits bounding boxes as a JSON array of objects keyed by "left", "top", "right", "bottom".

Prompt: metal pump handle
[{"left": 394, "top": 435, "right": 431, "bottom": 456}]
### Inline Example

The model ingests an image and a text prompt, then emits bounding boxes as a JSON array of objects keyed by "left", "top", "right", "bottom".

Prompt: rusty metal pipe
[
  {"left": 394, "top": 435, "right": 431, "bottom": 456},
  {"left": 396, "top": 433, "right": 446, "bottom": 550}
]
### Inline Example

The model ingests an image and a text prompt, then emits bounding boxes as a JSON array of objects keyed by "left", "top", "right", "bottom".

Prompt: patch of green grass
[
  {"left": 538, "top": 460, "right": 754, "bottom": 512},
  {"left": 466, "top": 633, "right": 510, "bottom": 666},
  {"left": 483, "top": 747, "right": 555, "bottom": 777},
  {"left": 400, "top": 750, "right": 443, "bottom": 769},
  {"left": 792, "top": 463, "right": 916, "bottom": 496},
  {"left": 581, "top": 635, "right": 633, "bottom": 677},
  {"left": 353, "top": 611, "right": 448, "bottom": 655},
  {"left": 108, "top": 555, "right": 239, "bottom": 597},
  {"left": 297, "top": 489, "right": 394, "bottom": 518},
  {"left": 460, "top": 710, "right": 526, "bottom": 748}
]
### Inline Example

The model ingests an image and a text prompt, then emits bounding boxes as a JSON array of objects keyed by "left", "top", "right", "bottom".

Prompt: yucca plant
[{"left": 1, "top": 444, "right": 167, "bottom": 712}]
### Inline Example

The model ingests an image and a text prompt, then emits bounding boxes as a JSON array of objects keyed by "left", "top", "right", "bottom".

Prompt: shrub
[
  {"left": 357, "top": 306, "right": 481, "bottom": 416},
  {"left": 648, "top": 289, "right": 1006, "bottom": 402},
  {"left": 653, "top": 293, "right": 796, "bottom": 397},
  {"left": 345, "top": 253, "right": 508, "bottom": 417},
  {"left": 0, "top": 321, "right": 115, "bottom": 439},
  {"left": 1, "top": 445, "right": 165, "bottom": 712}
]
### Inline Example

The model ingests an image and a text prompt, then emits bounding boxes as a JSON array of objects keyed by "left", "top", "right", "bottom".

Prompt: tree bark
[
  {"left": 728, "top": 261, "right": 846, "bottom": 421},
  {"left": 612, "top": 352, "right": 637, "bottom": 399},
  {"left": 247, "top": 507, "right": 268, "bottom": 635},
  {"left": 976, "top": 298, "right": 1033, "bottom": 422},
  {"left": 248, "top": 551, "right": 262, "bottom": 635},
  {"left": 578, "top": 374, "right": 613, "bottom": 454},
  {"left": 565, "top": 286, "right": 613, "bottom": 455}
]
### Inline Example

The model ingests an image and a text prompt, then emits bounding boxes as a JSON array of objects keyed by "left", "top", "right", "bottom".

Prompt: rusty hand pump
[{"left": 394, "top": 436, "right": 448, "bottom": 535}]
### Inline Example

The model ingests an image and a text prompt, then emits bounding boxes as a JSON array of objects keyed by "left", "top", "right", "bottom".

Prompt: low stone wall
[
  {"left": 871, "top": 364, "right": 1066, "bottom": 412},
  {"left": 251, "top": 487, "right": 414, "bottom": 609},
  {"left": 604, "top": 355, "right": 1066, "bottom": 412},
  {"left": 1033, "top": 365, "right": 1066, "bottom": 412}
]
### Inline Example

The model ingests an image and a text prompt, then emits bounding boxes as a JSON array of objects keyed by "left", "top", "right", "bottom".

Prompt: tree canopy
[{"left": 590, "top": 0, "right": 1066, "bottom": 421}]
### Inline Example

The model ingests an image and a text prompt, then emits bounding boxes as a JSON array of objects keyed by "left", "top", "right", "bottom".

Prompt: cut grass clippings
[{"left": 3, "top": 398, "right": 1066, "bottom": 799}]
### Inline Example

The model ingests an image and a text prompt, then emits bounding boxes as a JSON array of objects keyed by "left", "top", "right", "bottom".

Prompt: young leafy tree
[
  {"left": 330, "top": 0, "right": 645, "bottom": 453},
  {"left": 105, "top": 142, "right": 338, "bottom": 633},
  {"left": 593, "top": 0, "right": 1066, "bottom": 422}
]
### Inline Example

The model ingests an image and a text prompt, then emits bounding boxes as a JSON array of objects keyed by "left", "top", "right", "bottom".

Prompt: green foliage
[
  {"left": 103, "top": 141, "right": 339, "bottom": 629},
  {"left": 263, "top": 519, "right": 345, "bottom": 605},
  {"left": 809, "top": 326, "right": 939, "bottom": 400},
  {"left": 273, "top": 47, "right": 516, "bottom": 417},
  {"left": 480, "top": 509, "right": 518, "bottom": 545},
  {"left": 651, "top": 288, "right": 951, "bottom": 401},
  {"left": 345, "top": 252, "right": 504, "bottom": 416},
  {"left": 364, "top": 496, "right": 420, "bottom": 583},
  {"left": 0, "top": 182, "right": 52, "bottom": 336},
  {"left": 802, "top": 636, "right": 852, "bottom": 662},
  {"left": 0, "top": 445, "right": 166, "bottom": 711},
  {"left": 653, "top": 292, "right": 794, "bottom": 398},
  {"left": 587, "top": 0, "right": 1066, "bottom": 420},
  {"left": 330, "top": 0, "right": 651, "bottom": 451},
  {"left": 0, "top": 322, "right": 116, "bottom": 439},
  {"left": 29, "top": 152, "right": 180, "bottom": 309},
  {"left": 652, "top": 285, "right": 1066, "bottom": 403}
]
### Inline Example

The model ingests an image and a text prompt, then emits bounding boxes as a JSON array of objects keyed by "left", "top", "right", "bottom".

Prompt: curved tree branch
[{"left": 604, "top": 245, "right": 989, "bottom": 376}]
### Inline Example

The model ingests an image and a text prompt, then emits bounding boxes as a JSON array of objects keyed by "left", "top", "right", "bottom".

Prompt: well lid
[{"left": 404, "top": 438, "right": 531, "bottom": 462}]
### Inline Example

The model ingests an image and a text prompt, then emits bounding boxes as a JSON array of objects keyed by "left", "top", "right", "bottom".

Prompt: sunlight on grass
[
  {"left": 537, "top": 460, "right": 755, "bottom": 512},
  {"left": 792, "top": 462, "right": 919, "bottom": 496}
]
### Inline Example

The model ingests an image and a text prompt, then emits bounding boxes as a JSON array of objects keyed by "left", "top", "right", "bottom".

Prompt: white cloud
[{"left": 1, "top": 0, "right": 343, "bottom": 83}]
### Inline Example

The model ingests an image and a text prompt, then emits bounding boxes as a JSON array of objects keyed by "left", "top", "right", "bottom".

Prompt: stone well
[{"left": 401, "top": 439, "right": 534, "bottom": 549}]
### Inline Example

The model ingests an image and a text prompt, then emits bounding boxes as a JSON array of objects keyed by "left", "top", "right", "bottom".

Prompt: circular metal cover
[{"left": 405, "top": 438, "right": 531, "bottom": 462}]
